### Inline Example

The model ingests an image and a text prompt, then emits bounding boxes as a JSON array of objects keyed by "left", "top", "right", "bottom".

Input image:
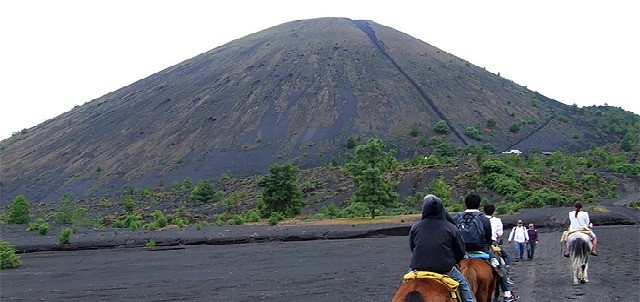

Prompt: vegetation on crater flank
[{"left": 2, "top": 118, "right": 638, "bottom": 242}]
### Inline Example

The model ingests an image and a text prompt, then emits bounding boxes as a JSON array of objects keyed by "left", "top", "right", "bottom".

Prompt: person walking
[
  {"left": 508, "top": 220, "right": 529, "bottom": 262},
  {"left": 409, "top": 194, "right": 476, "bottom": 302},
  {"left": 526, "top": 223, "right": 539, "bottom": 260}
]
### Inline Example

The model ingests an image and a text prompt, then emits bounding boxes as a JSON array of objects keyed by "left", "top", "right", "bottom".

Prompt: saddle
[
  {"left": 402, "top": 270, "right": 459, "bottom": 299},
  {"left": 561, "top": 229, "right": 591, "bottom": 242},
  {"left": 464, "top": 252, "right": 504, "bottom": 278}
]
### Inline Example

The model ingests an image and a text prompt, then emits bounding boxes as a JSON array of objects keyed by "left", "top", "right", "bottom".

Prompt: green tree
[
  {"left": 257, "top": 163, "right": 304, "bottom": 218},
  {"left": 170, "top": 181, "right": 182, "bottom": 192},
  {"left": 621, "top": 129, "right": 640, "bottom": 152},
  {"left": 433, "top": 142, "right": 458, "bottom": 157},
  {"left": 53, "top": 194, "right": 77, "bottom": 224},
  {"left": 7, "top": 195, "right": 30, "bottom": 224},
  {"left": 190, "top": 179, "right": 223, "bottom": 203},
  {"left": 427, "top": 175, "right": 452, "bottom": 206},
  {"left": 345, "top": 138, "right": 396, "bottom": 177},
  {"left": 351, "top": 167, "right": 398, "bottom": 218},
  {"left": 410, "top": 123, "right": 422, "bottom": 137},
  {"left": 345, "top": 139, "right": 399, "bottom": 218},
  {"left": 182, "top": 177, "right": 193, "bottom": 190}
]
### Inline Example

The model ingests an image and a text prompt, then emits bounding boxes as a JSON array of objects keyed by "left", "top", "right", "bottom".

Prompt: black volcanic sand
[{"left": 1, "top": 197, "right": 639, "bottom": 302}]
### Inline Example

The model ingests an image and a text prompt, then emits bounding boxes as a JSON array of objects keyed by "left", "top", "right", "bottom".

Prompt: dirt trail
[
  {"left": 506, "top": 225, "right": 639, "bottom": 301},
  {"left": 1, "top": 225, "right": 638, "bottom": 302}
]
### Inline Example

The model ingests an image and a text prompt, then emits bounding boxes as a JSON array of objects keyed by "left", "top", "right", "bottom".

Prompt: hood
[{"left": 421, "top": 194, "right": 444, "bottom": 219}]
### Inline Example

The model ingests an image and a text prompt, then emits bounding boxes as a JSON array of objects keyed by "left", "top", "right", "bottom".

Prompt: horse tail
[
  {"left": 569, "top": 236, "right": 590, "bottom": 263},
  {"left": 404, "top": 291, "right": 425, "bottom": 302},
  {"left": 569, "top": 235, "right": 591, "bottom": 274}
]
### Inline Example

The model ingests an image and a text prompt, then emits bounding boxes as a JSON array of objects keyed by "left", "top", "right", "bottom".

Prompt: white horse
[{"left": 566, "top": 231, "right": 592, "bottom": 285}]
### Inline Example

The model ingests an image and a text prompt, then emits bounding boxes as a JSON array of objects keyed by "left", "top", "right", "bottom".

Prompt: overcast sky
[{"left": 1, "top": 0, "right": 638, "bottom": 140}]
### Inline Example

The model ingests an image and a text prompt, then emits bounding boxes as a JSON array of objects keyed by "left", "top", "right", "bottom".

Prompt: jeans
[
  {"left": 448, "top": 266, "right": 477, "bottom": 302},
  {"left": 526, "top": 241, "right": 536, "bottom": 259},
  {"left": 513, "top": 242, "right": 526, "bottom": 260},
  {"left": 493, "top": 240, "right": 510, "bottom": 265},
  {"left": 488, "top": 249, "right": 510, "bottom": 292}
]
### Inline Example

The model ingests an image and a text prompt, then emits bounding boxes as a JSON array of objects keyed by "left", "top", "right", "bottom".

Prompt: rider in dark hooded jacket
[{"left": 409, "top": 194, "right": 476, "bottom": 302}]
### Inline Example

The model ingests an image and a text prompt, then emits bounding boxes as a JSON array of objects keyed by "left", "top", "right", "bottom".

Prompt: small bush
[
  {"left": 145, "top": 210, "right": 168, "bottom": 231},
  {"left": 28, "top": 218, "right": 51, "bottom": 235},
  {"left": 318, "top": 203, "right": 343, "bottom": 219},
  {"left": 433, "top": 120, "right": 450, "bottom": 134},
  {"left": 58, "top": 227, "right": 74, "bottom": 244},
  {"left": 496, "top": 203, "right": 522, "bottom": 215},
  {"left": 268, "top": 212, "right": 284, "bottom": 226},
  {"left": 123, "top": 196, "right": 136, "bottom": 214},
  {"left": 243, "top": 210, "right": 261, "bottom": 223},
  {"left": 114, "top": 213, "right": 142, "bottom": 231},
  {"left": 145, "top": 240, "right": 156, "bottom": 249},
  {"left": 227, "top": 215, "right": 245, "bottom": 225},
  {"left": 464, "top": 126, "right": 483, "bottom": 141},
  {"left": 172, "top": 217, "right": 187, "bottom": 228},
  {"left": 0, "top": 240, "right": 21, "bottom": 269}
]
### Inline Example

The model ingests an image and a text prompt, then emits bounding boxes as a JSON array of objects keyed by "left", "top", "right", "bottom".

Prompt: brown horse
[
  {"left": 459, "top": 258, "right": 498, "bottom": 302},
  {"left": 391, "top": 273, "right": 460, "bottom": 302}
]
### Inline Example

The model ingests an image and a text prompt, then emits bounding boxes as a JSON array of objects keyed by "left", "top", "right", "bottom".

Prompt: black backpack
[{"left": 456, "top": 212, "right": 486, "bottom": 251}]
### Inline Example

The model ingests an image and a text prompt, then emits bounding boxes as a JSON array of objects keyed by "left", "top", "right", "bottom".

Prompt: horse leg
[
  {"left": 572, "top": 258, "right": 580, "bottom": 285},
  {"left": 493, "top": 279, "right": 501, "bottom": 302},
  {"left": 582, "top": 262, "right": 589, "bottom": 284}
]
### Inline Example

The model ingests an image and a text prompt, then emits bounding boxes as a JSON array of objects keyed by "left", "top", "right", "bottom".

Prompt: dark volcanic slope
[{"left": 0, "top": 17, "right": 627, "bottom": 202}]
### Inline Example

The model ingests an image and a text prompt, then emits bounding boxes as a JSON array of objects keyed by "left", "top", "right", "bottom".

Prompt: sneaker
[
  {"left": 503, "top": 293, "right": 519, "bottom": 302},
  {"left": 564, "top": 252, "right": 569, "bottom": 258},
  {"left": 591, "top": 251, "right": 598, "bottom": 256}
]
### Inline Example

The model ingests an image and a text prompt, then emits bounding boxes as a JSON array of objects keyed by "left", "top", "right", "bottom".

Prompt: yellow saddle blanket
[{"left": 402, "top": 270, "right": 459, "bottom": 298}]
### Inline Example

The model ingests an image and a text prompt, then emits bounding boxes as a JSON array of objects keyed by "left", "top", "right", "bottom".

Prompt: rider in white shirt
[
  {"left": 483, "top": 204, "right": 511, "bottom": 267},
  {"left": 566, "top": 201, "right": 598, "bottom": 256}
]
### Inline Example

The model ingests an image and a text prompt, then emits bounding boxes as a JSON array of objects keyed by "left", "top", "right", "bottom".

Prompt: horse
[
  {"left": 391, "top": 271, "right": 460, "bottom": 302},
  {"left": 459, "top": 258, "right": 498, "bottom": 302},
  {"left": 566, "top": 231, "right": 592, "bottom": 285}
]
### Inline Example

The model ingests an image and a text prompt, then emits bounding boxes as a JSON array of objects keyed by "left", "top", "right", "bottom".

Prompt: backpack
[{"left": 456, "top": 212, "right": 486, "bottom": 251}]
